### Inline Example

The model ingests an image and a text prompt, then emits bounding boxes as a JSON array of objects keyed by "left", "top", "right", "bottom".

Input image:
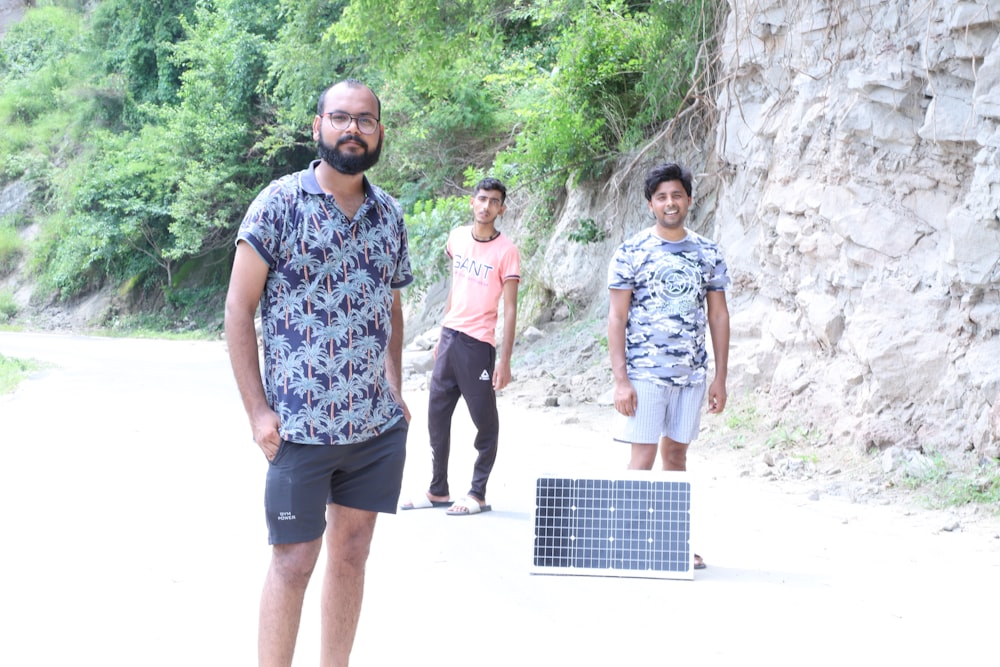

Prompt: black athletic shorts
[{"left": 264, "top": 421, "right": 408, "bottom": 545}]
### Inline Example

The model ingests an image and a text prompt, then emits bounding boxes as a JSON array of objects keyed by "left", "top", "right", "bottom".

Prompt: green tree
[
  {"left": 30, "top": 0, "right": 282, "bottom": 295},
  {"left": 2, "top": 0, "right": 720, "bottom": 305},
  {"left": 331, "top": 0, "right": 514, "bottom": 203},
  {"left": 405, "top": 196, "right": 469, "bottom": 297},
  {"left": 0, "top": 6, "right": 86, "bottom": 180},
  {"left": 90, "top": 0, "right": 200, "bottom": 125},
  {"left": 496, "top": 0, "right": 718, "bottom": 191}
]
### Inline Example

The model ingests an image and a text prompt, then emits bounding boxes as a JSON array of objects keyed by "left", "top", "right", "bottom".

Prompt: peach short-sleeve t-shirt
[{"left": 441, "top": 226, "right": 521, "bottom": 347}]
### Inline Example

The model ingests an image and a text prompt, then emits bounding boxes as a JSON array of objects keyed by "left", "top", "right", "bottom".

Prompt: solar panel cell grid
[{"left": 532, "top": 474, "right": 693, "bottom": 580}]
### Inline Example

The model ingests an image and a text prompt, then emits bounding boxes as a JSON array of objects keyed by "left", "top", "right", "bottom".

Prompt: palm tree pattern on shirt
[{"left": 239, "top": 170, "right": 412, "bottom": 445}]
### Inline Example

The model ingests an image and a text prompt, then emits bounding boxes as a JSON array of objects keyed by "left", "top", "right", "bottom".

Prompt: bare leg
[
  {"left": 259, "top": 538, "right": 324, "bottom": 666},
  {"left": 320, "top": 503, "right": 378, "bottom": 667},
  {"left": 659, "top": 435, "right": 703, "bottom": 567},
  {"left": 659, "top": 435, "right": 689, "bottom": 471},
  {"left": 627, "top": 443, "right": 657, "bottom": 470}
]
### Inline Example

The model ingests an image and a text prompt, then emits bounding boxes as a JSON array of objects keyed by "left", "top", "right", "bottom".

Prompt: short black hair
[
  {"left": 474, "top": 177, "right": 507, "bottom": 204},
  {"left": 316, "top": 79, "right": 382, "bottom": 118},
  {"left": 643, "top": 162, "right": 693, "bottom": 200}
]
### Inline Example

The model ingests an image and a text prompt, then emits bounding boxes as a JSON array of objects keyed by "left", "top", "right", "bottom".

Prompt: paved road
[{"left": 1, "top": 331, "right": 997, "bottom": 665}]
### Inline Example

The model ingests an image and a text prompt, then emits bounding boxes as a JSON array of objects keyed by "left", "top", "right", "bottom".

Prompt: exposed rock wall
[
  {"left": 715, "top": 0, "right": 1000, "bottom": 458},
  {"left": 536, "top": 0, "right": 1000, "bottom": 459},
  {"left": 0, "top": 1, "right": 27, "bottom": 38}
]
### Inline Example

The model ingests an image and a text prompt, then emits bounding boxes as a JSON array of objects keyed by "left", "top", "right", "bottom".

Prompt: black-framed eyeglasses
[{"left": 321, "top": 112, "right": 380, "bottom": 135}]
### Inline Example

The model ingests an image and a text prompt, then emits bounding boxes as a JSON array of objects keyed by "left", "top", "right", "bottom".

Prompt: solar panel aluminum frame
[{"left": 531, "top": 471, "right": 694, "bottom": 580}]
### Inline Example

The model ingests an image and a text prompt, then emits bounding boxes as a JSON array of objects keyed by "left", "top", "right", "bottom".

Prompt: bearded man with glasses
[{"left": 226, "top": 79, "right": 412, "bottom": 666}]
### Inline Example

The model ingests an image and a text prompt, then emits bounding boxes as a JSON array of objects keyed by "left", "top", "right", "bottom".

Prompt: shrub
[
  {"left": 405, "top": 196, "right": 469, "bottom": 298},
  {"left": 0, "top": 289, "right": 18, "bottom": 323},
  {"left": 0, "top": 222, "right": 23, "bottom": 273},
  {"left": 0, "top": 352, "right": 44, "bottom": 394}
]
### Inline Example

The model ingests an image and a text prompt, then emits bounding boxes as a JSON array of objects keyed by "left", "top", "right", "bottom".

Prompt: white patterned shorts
[{"left": 613, "top": 379, "right": 706, "bottom": 445}]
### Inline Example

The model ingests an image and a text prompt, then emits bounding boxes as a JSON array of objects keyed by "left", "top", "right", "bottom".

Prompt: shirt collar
[{"left": 300, "top": 159, "right": 373, "bottom": 199}]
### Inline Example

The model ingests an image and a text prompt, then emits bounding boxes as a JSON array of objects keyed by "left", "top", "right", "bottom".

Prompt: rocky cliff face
[
  {"left": 536, "top": 0, "right": 1000, "bottom": 460},
  {"left": 0, "top": 1, "right": 27, "bottom": 38}
]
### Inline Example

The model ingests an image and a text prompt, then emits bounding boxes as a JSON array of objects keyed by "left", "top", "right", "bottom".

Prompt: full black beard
[{"left": 317, "top": 132, "right": 382, "bottom": 175}]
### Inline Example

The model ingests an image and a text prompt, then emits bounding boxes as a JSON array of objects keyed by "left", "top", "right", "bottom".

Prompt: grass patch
[
  {"left": 97, "top": 311, "right": 220, "bottom": 341},
  {"left": 93, "top": 284, "right": 225, "bottom": 340},
  {"left": 900, "top": 453, "right": 1000, "bottom": 512},
  {"left": 0, "top": 353, "right": 44, "bottom": 394},
  {"left": 899, "top": 453, "right": 948, "bottom": 491},
  {"left": 0, "top": 289, "right": 18, "bottom": 323},
  {"left": 766, "top": 424, "right": 822, "bottom": 450},
  {"left": 725, "top": 398, "right": 759, "bottom": 431},
  {"left": 722, "top": 396, "right": 760, "bottom": 449},
  {"left": 936, "top": 473, "right": 1000, "bottom": 508},
  {"left": 718, "top": 397, "right": 825, "bottom": 456},
  {"left": 0, "top": 224, "right": 25, "bottom": 273}
]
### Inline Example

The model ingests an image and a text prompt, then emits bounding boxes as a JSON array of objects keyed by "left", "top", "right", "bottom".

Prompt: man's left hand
[
  {"left": 493, "top": 360, "right": 512, "bottom": 391},
  {"left": 707, "top": 378, "right": 727, "bottom": 414}
]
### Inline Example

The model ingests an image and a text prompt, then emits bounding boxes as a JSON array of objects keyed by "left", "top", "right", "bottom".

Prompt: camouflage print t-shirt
[
  {"left": 237, "top": 161, "right": 413, "bottom": 445},
  {"left": 607, "top": 228, "right": 729, "bottom": 387}
]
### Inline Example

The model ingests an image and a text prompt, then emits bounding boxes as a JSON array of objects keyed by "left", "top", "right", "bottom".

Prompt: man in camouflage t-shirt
[{"left": 607, "top": 162, "right": 730, "bottom": 568}]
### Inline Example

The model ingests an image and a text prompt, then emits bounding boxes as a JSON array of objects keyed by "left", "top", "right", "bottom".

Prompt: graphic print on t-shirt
[
  {"left": 606, "top": 228, "right": 729, "bottom": 388},
  {"left": 441, "top": 226, "right": 521, "bottom": 347},
  {"left": 452, "top": 252, "right": 495, "bottom": 286},
  {"left": 648, "top": 253, "right": 702, "bottom": 317}
]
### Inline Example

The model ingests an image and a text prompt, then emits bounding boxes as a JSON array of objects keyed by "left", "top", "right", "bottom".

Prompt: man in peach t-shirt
[{"left": 402, "top": 177, "right": 520, "bottom": 515}]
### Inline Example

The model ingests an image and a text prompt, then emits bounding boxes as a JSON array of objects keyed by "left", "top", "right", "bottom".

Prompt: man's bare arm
[
  {"left": 706, "top": 290, "right": 730, "bottom": 414},
  {"left": 493, "top": 279, "right": 519, "bottom": 391},
  {"left": 608, "top": 288, "right": 636, "bottom": 416},
  {"left": 224, "top": 241, "right": 281, "bottom": 458}
]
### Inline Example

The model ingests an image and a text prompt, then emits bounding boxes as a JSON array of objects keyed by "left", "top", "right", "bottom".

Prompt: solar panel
[{"left": 531, "top": 472, "right": 694, "bottom": 580}]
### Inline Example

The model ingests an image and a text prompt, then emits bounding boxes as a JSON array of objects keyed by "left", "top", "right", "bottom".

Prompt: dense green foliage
[
  {"left": 405, "top": 196, "right": 469, "bottom": 298},
  {"left": 0, "top": 0, "right": 718, "bottom": 305}
]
